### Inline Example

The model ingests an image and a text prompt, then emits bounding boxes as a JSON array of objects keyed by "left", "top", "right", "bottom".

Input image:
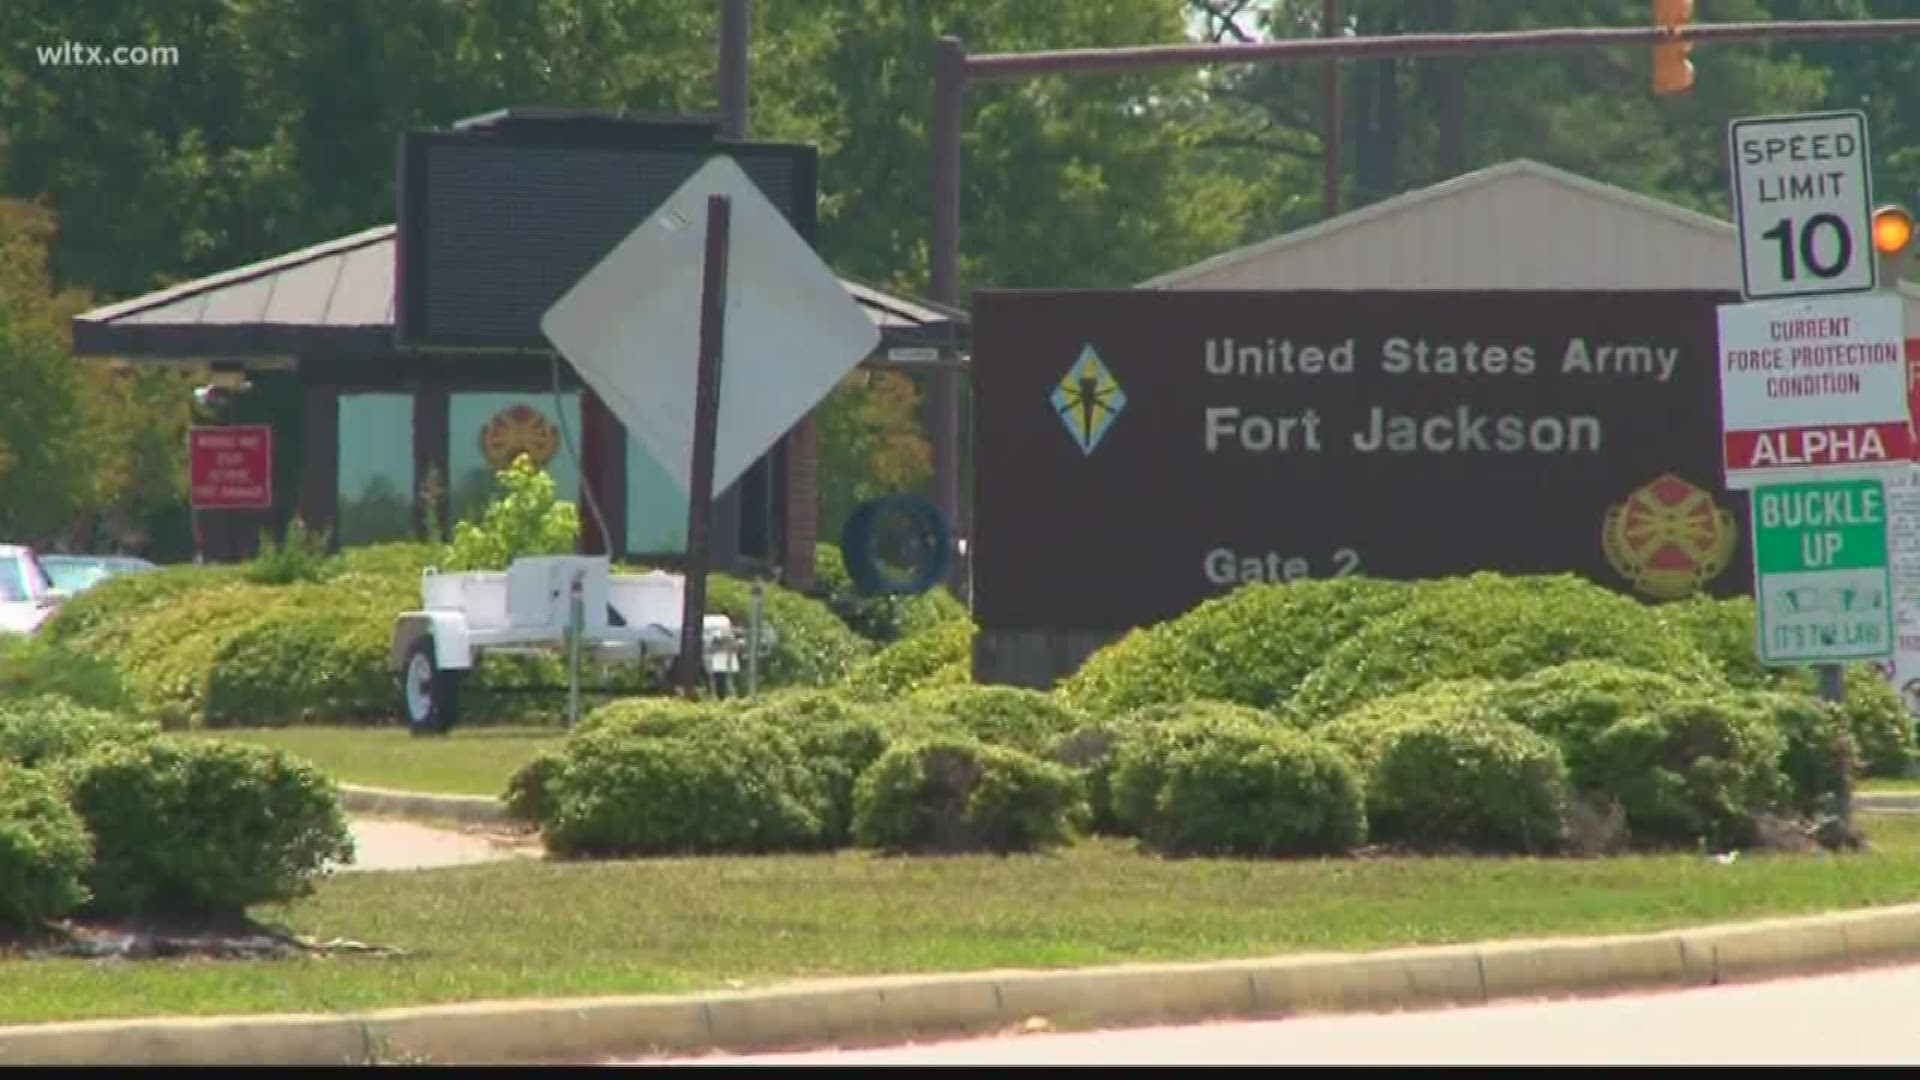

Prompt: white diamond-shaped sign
[{"left": 539, "top": 155, "right": 879, "bottom": 499}]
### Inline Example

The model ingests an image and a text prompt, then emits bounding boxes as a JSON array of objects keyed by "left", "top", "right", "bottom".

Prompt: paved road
[{"left": 638, "top": 961, "right": 1920, "bottom": 1066}]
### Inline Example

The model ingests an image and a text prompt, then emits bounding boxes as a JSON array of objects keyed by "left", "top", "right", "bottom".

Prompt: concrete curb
[
  {"left": 9, "top": 901, "right": 1920, "bottom": 1064},
  {"left": 1858, "top": 792, "right": 1920, "bottom": 812},
  {"left": 337, "top": 784, "right": 508, "bottom": 825}
]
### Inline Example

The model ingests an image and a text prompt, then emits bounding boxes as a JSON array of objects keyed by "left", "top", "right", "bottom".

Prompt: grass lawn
[
  {"left": 189, "top": 725, "right": 563, "bottom": 796},
  {"left": 1861, "top": 778, "right": 1920, "bottom": 795},
  {"left": 8, "top": 816, "right": 1920, "bottom": 1025}
]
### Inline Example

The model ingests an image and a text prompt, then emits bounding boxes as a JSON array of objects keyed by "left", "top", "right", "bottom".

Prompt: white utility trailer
[{"left": 390, "top": 555, "right": 767, "bottom": 735}]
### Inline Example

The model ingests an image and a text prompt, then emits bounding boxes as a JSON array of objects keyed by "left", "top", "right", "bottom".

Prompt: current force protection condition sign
[
  {"left": 1751, "top": 478, "right": 1893, "bottom": 665},
  {"left": 1727, "top": 110, "right": 1877, "bottom": 301},
  {"left": 1716, "top": 293, "right": 1908, "bottom": 489}
]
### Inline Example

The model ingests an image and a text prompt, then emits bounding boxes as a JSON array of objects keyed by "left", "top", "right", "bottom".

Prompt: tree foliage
[{"left": 0, "top": 0, "right": 1914, "bottom": 546}]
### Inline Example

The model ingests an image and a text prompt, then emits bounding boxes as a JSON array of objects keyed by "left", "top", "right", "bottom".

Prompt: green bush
[
  {"left": 325, "top": 541, "right": 446, "bottom": 580},
  {"left": 813, "top": 542, "right": 969, "bottom": 643},
  {"left": 840, "top": 619, "right": 973, "bottom": 701},
  {"left": 544, "top": 722, "right": 827, "bottom": 856},
  {"left": 0, "top": 694, "right": 158, "bottom": 768},
  {"left": 740, "top": 689, "right": 892, "bottom": 846},
  {"left": 1315, "top": 679, "right": 1501, "bottom": 770},
  {"left": 502, "top": 749, "right": 565, "bottom": 825},
  {"left": 1057, "top": 577, "right": 1416, "bottom": 720},
  {"left": 0, "top": 634, "right": 135, "bottom": 714},
  {"left": 443, "top": 454, "right": 582, "bottom": 571},
  {"left": 246, "top": 517, "right": 333, "bottom": 585},
  {"left": 575, "top": 695, "right": 730, "bottom": 739},
  {"left": 201, "top": 577, "right": 400, "bottom": 727},
  {"left": 1054, "top": 699, "right": 1294, "bottom": 834},
  {"left": 1107, "top": 703, "right": 1286, "bottom": 837},
  {"left": 1478, "top": 661, "right": 1715, "bottom": 787},
  {"left": 851, "top": 736, "right": 1083, "bottom": 854},
  {"left": 58, "top": 580, "right": 284, "bottom": 727},
  {"left": 1656, "top": 597, "right": 1914, "bottom": 779},
  {"left": 1833, "top": 666, "right": 1916, "bottom": 779},
  {"left": 36, "top": 561, "right": 244, "bottom": 649},
  {"left": 59, "top": 737, "right": 354, "bottom": 917},
  {"left": 1587, "top": 698, "right": 1788, "bottom": 849},
  {"left": 701, "top": 573, "right": 873, "bottom": 689},
  {"left": 1656, "top": 595, "right": 1769, "bottom": 689},
  {"left": 1141, "top": 726, "right": 1366, "bottom": 858},
  {"left": 0, "top": 762, "right": 93, "bottom": 929},
  {"left": 1366, "top": 715, "right": 1571, "bottom": 854},
  {"left": 1732, "top": 690, "right": 1852, "bottom": 814},
  {"left": 1292, "top": 574, "right": 1720, "bottom": 721},
  {"left": 902, "top": 684, "right": 1089, "bottom": 755}
]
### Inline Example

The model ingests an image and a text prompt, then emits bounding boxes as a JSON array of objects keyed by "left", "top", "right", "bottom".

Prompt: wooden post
[{"left": 673, "top": 193, "right": 732, "bottom": 693}]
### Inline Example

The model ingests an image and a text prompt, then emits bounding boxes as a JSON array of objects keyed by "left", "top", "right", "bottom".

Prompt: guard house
[{"left": 69, "top": 109, "right": 969, "bottom": 590}]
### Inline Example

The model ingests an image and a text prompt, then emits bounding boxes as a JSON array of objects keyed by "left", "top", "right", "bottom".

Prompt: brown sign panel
[{"left": 970, "top": 289, "right": 1753, "bottom": 632}]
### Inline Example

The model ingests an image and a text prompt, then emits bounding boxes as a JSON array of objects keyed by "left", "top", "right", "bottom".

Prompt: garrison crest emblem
[
  {"left": 1602, "top": 474, "right": 1738, "bottom": 601},
  {"left": 1052, "top": 344, "right": 1126, "bottom": 455},
  {"left": 479, "top": 403, "right": 561, "bottom": 471}
]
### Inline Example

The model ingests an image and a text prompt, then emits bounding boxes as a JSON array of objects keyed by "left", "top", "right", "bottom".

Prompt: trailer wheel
[{"left": 401, "top": 636, "right": 463, "bottom": 737}]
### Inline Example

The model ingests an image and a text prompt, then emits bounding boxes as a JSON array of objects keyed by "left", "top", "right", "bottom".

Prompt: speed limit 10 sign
[{"left": 1728, "top": 110, "right": 1878, "bottom": 302}]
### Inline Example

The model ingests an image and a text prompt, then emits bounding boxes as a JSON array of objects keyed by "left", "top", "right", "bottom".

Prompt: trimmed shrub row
[
  {"left": 0, "top": 695, "right": 351, "bottom": 932},
  {"left": 1058, "top": 573, "right": 1915, "bottom": 782},
  {"left": 512, "top": 685, "right": 1095, "bottom": 858},
  {"left": 33, "top": 544, "right": 875, "bottom": 729}
]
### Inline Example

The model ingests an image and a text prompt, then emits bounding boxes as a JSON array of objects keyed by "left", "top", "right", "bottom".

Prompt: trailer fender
[{"left": 390, "top": 612, "right": 475, "bottom": 673}]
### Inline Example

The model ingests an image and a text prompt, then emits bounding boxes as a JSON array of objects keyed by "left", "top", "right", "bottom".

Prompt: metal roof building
[
  {"left": 1142, "top": 158, "right": 1920, "bottom": 330},
  {"left": 71, "top": 219, "right": 966, "bottom": 570}
]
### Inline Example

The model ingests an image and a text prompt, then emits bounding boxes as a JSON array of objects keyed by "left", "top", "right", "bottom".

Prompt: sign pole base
[{"left": 1818, "top": 662, "right": 1852, "bottom": 831}]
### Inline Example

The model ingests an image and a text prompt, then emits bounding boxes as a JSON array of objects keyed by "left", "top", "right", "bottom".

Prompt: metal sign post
[{"left": 673, "top": 194, "right": 732, "bottom": 694}]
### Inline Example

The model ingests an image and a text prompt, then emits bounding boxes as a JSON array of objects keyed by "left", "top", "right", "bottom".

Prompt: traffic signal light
[
  {"left": 1876, "top": 204, "right": 1915, "bottom": 287},
  {"left": 1652, "top": 0, "right": 1695, "bottom": 96}
]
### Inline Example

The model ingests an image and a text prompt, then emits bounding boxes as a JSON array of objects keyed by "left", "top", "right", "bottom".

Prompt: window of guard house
[
  {"left": 336, "top": 393, "right": 417, "bottom": 545},
  {"left": 448, "top": 392, "right": 581, "bottom": 526},
  {"left": 626, "top": 435, "right": 689, "bottom": 556}
]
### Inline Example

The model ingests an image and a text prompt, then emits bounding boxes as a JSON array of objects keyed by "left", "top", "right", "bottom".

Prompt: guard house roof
[
  {"left": 1141, "top": 158, "right": 1920, "bottom": 326},
  {"left": 71, "top": 222, "right": 969, "bottom": 362}
]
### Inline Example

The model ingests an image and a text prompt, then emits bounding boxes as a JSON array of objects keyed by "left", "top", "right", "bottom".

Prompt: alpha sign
[
  {"left": 1727, "top": 110, "right": 1877, "bottom": 301},
  {"left": 971, "top": 289, "right": 1748, "bottom": 633},
  {"left": 1750, "top": 478, "right": 1893, "bottom": 665},
  {"left": 1715, "top": 293, "right": 1909, "bottom": 488}
]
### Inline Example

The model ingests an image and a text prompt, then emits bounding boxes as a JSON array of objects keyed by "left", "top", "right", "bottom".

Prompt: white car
[{"left": 0, "top": 544, "right": 64, "bottom": 636}]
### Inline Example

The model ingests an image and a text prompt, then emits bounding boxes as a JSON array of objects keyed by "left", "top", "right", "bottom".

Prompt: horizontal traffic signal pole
[{"left": 959, "top": 19, "right": 1920, "bottom": 80}]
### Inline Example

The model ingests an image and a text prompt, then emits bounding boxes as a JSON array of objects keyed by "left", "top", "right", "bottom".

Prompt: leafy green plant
[
  {"left": 839, "top": 619, "right": 973, "bottom": 701},
  {"left": 0, "top": 633, "right": 135, "bottom": 713},
  {"left": 851, "top": 736, "right": 1084, "bottom": 855},
  {"left": 443, "top": 454, "right": 581, "bottom": 571},
  {"left": 1057, "top": 577, "right": 1419, "bottom": 721},
  {"left": 543, "top": 722, "right": 827, "bottom": 857},
  {"left": 0, "top": 761, "right": 93, "bottom": 930},
  {"left": 901, "top": 684, "right": 1089, "bottom": 756},
  {"left": 247, "top": 516, "right": 333, "bottom": 585},
  {"left": 1144, "top": 726, "right": 1366, "bottom": 858},
  {"left": 0, "top": 694, "right": 158, "bottom": 768},
  {"left": 502, "top": 749, "right": 566, "bottom": 826},
  {"left": 1107, "top": 702, "right": 1283, "bottom": 836},
  {"left": 1588, "top": 698, "right": 1789, "bottom": 850},
  {"left": 1366, "top": 714, "right": 1571, "bottom": 855},
  {"left": 1292, "top": 574, "right": 1720, "bottom": 721},
  {"left": 59, "top": 737, "right": 354, "bottom": 917}
]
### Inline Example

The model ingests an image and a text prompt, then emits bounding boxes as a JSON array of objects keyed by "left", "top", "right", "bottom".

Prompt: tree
[
  {"left": 1188, "top": 0, "right": 1835, "bottom": 217},
  {"left": 814, "top": 370, "right": 934, "bottom": 543}
]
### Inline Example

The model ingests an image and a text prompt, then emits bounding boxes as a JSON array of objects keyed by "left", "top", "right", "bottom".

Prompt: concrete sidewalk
[{"left": 334, "top": 818, "right": 538, "bottom": 873}]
